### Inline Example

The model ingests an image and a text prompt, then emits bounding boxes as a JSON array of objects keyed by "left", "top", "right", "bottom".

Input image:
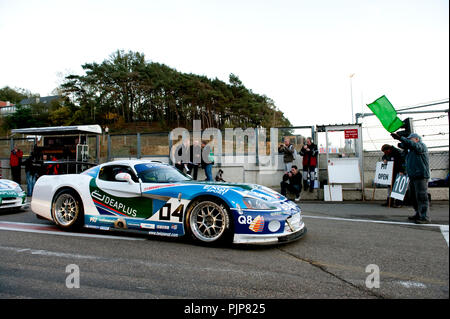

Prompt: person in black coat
[
  {"left": 280, "top": 165, "right": 302, "bottom": 202},
  {"left": 23, "top": 152, "right": 37, "bottom": 197},
  {"left": 381, "top": 144, "right": 405, "bottom": 207}
]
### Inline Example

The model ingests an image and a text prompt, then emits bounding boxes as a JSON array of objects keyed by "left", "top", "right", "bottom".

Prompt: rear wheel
[
  {"left": 52, "top": 189, "right": 84, "bottom": 230},
  {"left": 186, "top": 200, "right": 232, "bottom": 245}
]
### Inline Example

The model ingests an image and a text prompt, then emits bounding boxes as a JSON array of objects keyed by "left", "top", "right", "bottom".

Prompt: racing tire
[
  {"left": 51, "top": 189, "right": 84, "bottom": 230},
  {"left": 185, "top": 199, "right": 233, "bottom": 245}
]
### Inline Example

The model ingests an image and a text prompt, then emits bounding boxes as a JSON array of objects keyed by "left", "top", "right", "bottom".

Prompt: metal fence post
[
  {"left": 137, "top": 133, "right": 141, "bottom": 159},
  {"left": 107, "top": 134, "right": 111, "bottom": 162}
]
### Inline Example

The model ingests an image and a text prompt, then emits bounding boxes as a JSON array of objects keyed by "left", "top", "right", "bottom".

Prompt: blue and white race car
[{"left": 31, "top": 160, "right": 306, "bottom": 245}]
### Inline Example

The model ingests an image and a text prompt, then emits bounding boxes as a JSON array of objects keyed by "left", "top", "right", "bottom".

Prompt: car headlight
[
  {"left": 14, "top": 185, "right": 24, "bottom": 194},
  {"left": 242, "top": 197, "right": 274, "bottom": 210}
]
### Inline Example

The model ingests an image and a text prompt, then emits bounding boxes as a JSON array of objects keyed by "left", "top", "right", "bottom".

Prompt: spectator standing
[
  {"left": 278, "top": 137, "right": 295, "bottom": 173},
  {"left": 189, "top": 140, "right": 201, "bottom": 180},
  {"left": 201, "top": 140, "right": 214, "bottom": 181},
  {"left": 299, "top": 137, "right": 318, "bottom": 192},
  {"left": 280, "top": 165, "right": 302, "bottom": 201},
  {"left": 10, "top": 146, "right": 23, "bottom": 184},
  {"left": 391, "top": 132, "right": 430, "bottom": 224},
  {"left": 23, "top": 152, "right": 38, "bottom": 197},
  {"left": 173, "top": 139, "right": 190, "bottom": 173}
]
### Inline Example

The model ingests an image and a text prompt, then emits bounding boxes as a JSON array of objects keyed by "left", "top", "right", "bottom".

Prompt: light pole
[{"left": 349, "top": 73, "right": 355, "bottom": 123}]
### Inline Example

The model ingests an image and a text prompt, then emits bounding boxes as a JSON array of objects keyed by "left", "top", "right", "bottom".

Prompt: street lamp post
[{"left": 349, "top": 73, "right": 355, "bottom": 123}]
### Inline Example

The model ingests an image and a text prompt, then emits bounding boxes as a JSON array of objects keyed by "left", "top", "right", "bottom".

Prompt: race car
[
  {"left": 31, "top": 160, "right": 306, "bottom": 245},
  {"left": 0, "top": 179, "right": 27, "bottom": 210}
]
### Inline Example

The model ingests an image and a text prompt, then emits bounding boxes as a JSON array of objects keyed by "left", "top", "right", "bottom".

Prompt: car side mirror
[{"left": 115, "top": 173, "right": 135, "bottom": 184}]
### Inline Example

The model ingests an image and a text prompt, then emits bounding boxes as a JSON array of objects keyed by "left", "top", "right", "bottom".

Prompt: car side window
[{"left": 99, "top": 165, "right": 139, "bottom": 182}]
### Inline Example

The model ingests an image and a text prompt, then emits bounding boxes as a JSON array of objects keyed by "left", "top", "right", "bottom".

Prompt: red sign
[{"left": 344, "top": 129, "right": 358, "bottom": 139}]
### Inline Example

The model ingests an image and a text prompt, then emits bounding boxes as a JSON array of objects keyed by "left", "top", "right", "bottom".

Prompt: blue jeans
[
  {"left": 204, "top": 164, "right": 213, "bottom": 181},
  {"left": 26, "top": 172, "right": 36, "bottom": 197}
]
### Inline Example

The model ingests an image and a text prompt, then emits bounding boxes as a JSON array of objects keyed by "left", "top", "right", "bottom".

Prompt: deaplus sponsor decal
[{"left": 89, "top": 179, "right": 154, "bottom": 219}]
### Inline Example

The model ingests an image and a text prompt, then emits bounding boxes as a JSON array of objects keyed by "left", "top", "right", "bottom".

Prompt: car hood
[
  {"left": 0, "top": 179, "right": 22, "bottom": 197},
  {"left": 182, "top": 180, "right": 288, "bottom": 205}
]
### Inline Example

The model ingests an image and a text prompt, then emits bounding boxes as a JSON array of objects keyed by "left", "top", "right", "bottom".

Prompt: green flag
[{"left": 366, "top": 95, "right": 404, "bottom": 133}]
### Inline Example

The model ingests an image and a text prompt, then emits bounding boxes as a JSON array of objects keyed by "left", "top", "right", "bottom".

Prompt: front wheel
[
  {"left": 186, "top": 200, "right": 232, "bottom": 245},
  {"left": 52, "top": 189, "right": 84, "bottom": 230}
]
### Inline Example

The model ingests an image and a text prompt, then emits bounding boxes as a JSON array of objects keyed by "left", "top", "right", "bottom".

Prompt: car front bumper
[
  {"left": 0, "top": 195, "right": 27, "bottom": 210},
  {"left": 233, "top": 221, "right": 307, "bottom": 245}
]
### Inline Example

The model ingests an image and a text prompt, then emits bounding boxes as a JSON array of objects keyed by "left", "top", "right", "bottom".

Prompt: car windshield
[{"left": 134, "top": 163, "right": 191, "bottom": 183}]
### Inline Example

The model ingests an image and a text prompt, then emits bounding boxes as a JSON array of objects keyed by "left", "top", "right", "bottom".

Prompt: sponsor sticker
[
  {"left": 203, "top": 185, "right": 229, "bottom": 195},
  {"left": 249, "top": 215, "right": 265, "bottom": 233}
]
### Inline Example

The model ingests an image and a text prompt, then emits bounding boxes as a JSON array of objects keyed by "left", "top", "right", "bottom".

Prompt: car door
[
  {"left": 96, "top": 164, "right": 140, "bottom": 197},
  {"left": 134, "top": 163, "right": 189, "bottom": 234},
  {"left": 90, "top": 164, "right": 153, "bottom": 219}
]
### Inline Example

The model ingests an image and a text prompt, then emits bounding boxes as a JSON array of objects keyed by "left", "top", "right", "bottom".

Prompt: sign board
[
  {"left": 374, "top": 161, "right": 394, "bottom": 185},
  {"left": 390, "top": 174, "right": 410, "bottom": 200},
  {"left": 344, "top": 129, "right": 358, "bottom": 139},
  {"left": 324, "top": 185, "right": 343, "bottom": 201},
  {"left": 328, "top": 158, "right": 361, "bottom": 184}
]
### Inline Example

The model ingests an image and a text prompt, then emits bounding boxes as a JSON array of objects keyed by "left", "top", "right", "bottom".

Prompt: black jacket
[
  {"left": 381, "top": 146, "right": 405, "bottom": 177},
  {"left": 282, "top": 171, "right": 302, "bottom": 187}
]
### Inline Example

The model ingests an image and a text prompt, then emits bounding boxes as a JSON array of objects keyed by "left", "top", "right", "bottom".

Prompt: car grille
[
  {"left": 284, "top": 212, "right": 303, "bottom": 232},
  {"left": 0, "top": 197, "right": 22, "bottom": 208}
]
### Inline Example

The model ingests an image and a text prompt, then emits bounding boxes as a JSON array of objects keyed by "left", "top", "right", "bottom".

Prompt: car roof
[{"left": 100, "top": 159, "right": 169, "bottom": 168}]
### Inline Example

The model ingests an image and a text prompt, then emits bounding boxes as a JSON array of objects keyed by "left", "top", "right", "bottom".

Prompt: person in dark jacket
[
  {"left": 278, "top": 137, "right": 295, "bottom": 173},
  {"left": 381, "top": 144, "right": 405, "bottom": 207},
  {"left": 299, "top": 137, "right": 318, "bottom": 192},
  {"left": 173, "top": 139, "right": 190, "bottom": 173},
  {"left": 189, "top": 140, "right": 201, "bottom": 180},
  {"left": 280, "top": 165, "right": 302, "bottom": 201},
  {"left": 23, "top": 152, "right": 38, "bottom": 197},
  {"left": 391, "top": 132, "right": 430, "bottom": 223}
]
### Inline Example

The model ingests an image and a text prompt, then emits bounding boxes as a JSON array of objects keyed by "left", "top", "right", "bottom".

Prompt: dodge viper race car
[
  {"left": 0, "top": 179, "right": 27, "bottom": 210},
  {"left": 31, "top": 160, "right": 306, "bottom": 245}
]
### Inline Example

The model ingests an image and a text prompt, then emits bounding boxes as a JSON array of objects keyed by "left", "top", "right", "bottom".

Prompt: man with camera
[
  {"left": 280, "top": 165, "right": 302, "bottom": 202},
  {"left": 299, "top": 137, "right": 318, "bottom": 193},
  {"left": 278, "top": 137, "right": 295, "bottom": 173}
]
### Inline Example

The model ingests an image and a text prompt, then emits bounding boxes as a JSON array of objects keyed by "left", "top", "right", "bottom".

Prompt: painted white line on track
[
  {"left": 0, "top": 245, "right": 105, "bottom": 261},
  {"left": 440, "top": 225, "right": 449, "bottom": 247},
  {"left": 0, "top": 222, "right": 145, "bottom": 241},
  {"left": 302, "top": 214, "right": 447, "bottom": 227},
  {"left": 302, "top": 214, "right": 449, "bottom": 246},
  {"left": 396, "top": 281, "right": 427, "bottom": 289}
]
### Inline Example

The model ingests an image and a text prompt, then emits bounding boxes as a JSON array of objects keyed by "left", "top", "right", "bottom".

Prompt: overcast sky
[{"left": 0, "top": 0, "right": 448, "bottom": 127}]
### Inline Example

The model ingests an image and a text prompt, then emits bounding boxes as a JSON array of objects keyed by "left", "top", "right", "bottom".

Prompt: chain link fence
[{"left": 1, "top": 127, "right": 448, "bottom": 189}]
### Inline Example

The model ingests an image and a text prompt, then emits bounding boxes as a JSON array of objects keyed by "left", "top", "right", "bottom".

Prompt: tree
[
  {"left": 0, "top": 86, "right": 32, "bottom": 104},
  {"left": 60, "top": 50, "right": 292, "bottom": 131}
]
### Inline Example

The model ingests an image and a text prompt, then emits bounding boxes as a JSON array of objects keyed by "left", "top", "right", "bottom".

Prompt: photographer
[
  {"left": 299, "top": 137, "right": 318, "bottom": 192},
  {"left": 278, "top": 137, "right": 295, "bottom": 173},
  {"left": 280, "top": 165, "right": 302, "bottom": 202}
]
